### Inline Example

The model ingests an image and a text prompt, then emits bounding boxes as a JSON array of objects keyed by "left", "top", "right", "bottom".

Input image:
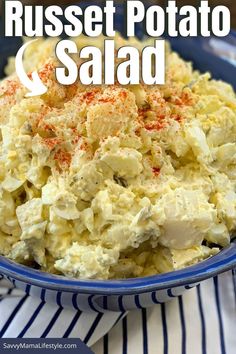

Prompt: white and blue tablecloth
[{"left": 0, "top": 271, "right": 235, "bottom": 354}]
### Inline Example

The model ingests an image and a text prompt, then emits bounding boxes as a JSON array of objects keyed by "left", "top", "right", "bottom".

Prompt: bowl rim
[{"left": 0, "top": 240, "right": 236, "bottom": 295}]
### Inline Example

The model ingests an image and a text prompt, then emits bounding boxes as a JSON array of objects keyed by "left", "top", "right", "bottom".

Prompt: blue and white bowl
[
  {"left": 0, "top": 15, "right": 236, "bottom": 311},
  {"left": 0, "top": 240, "right": 236, "bottom": 311}
]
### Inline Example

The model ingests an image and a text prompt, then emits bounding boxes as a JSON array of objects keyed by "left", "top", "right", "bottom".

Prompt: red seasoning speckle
[
  {"left": 38, "top": 62, "right": 55, "bottom": 81},
  {"left": 173, "top": 91, "right": 195, "bottom": 106},
  {"left": 152, "top": 167, "right": 161, "bottom": 176},
  {"left": 42, "top": 137, "right": 62, "bottom": 149},
  {"left": 54, "top": 149, "right": 72, "bottom": 167},
  {"left": 1, "top": 80, "right": 20, "bottom": 96}
]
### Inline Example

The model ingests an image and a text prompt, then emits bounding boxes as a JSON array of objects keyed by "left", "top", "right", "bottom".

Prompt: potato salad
[{"left": 0, "top": 35, "right": 236, "bottom": 279}]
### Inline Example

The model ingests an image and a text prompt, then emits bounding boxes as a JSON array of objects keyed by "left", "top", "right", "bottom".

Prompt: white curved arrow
[{"left": 15, "top": 39, "right": 48, "bottom": 97}]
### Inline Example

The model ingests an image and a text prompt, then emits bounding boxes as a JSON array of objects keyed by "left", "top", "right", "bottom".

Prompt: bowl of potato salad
[{"left": 0, "top": 33, "right": 236, "bottom": 311}]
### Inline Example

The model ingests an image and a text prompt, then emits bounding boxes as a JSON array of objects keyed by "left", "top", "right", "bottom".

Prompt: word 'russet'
[{"left": 55, "top": 40, "right": 165, "bottom": 85}]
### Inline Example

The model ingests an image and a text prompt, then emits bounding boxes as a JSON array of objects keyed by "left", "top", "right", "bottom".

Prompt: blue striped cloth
[
  {"left": 92, "top": 271, "right": 236, "bottom": 354},
  {"left": 0, "top": 271, "right": 235, "bottom": 353},
  {"left": 0, "top": 275, "right": 125, "bottom": 346}
]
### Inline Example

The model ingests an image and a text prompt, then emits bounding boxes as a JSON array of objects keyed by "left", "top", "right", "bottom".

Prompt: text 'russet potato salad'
[{"left": 0, "top": 35, "right": 236, "bottom": 279}]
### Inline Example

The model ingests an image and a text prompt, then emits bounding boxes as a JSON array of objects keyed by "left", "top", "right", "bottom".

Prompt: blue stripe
[
  {"left": 232, "top": 269, "right": 236, "bottom": 305},
  {"left": 122, "top": 316, "right": 128, "bottom": 354},
  {"left": 0, "top": 285, "right": 18, "bottom": 303},
  {"left": 167, "top": 288, "right": 175, "bottom": 298},
  {"left": 56, "top": 292, "right": 62, "bottom": 307},
  {"left": 84, "top": 313, "right": 103, "bottom": 344},
  {"left": 0, "top": 291, "right": 29, "bottom": 337},
  {"left": 185, "top": 285, "right": 195, "bottom": 290},
  {"left": 0, "top": 287, "right": 14, "bottom": 301},
  {"left": 40, "top": 307, "right": 63, "bottom": 338},
  {"left": 161, "top": 303, "right": 168, "bottom": 354},
  {"left": 72, "top": 294, "right": 81, "bottom": 311},
  {"left": 6, "top": 276, "right": 11, "bottom": 282},
  {"left": 8, "top": 288, "right": 14, "bottom": 295},
  {"left": 40, "top": 289, "right": 46, "bottom": 302},
  {"left": 118, "top": 295, "right": 125, "bottom": 312},
  {"left": 151, "top": 291, "right": 161, "bottom": 304},
  {"left": 142, "top": 309, "right": 148, "bottom": 354},
  {"left": 103, "top": 333, "right": 108, "bottom": 354},
  {"left": 18, "top": 301, "right": 45, "bottom": 338},
  {"left": 134, "top": 294, "right": 142, "bottom": 309},
  {"left": 178, "top": 297, "right": 186, "bottom": 354},
  {"left": 6, "top": 277, "right": 16, "bottom": 288},
  {"left": 25, "top": 284, "right": 31, "bottom": 294},
  {"left": 63, "top": 311, "right": 82, "bottom": 338},
  {"left": 196, "top": 285, "right": 206, "bottom": 354},
  {"left": 213, "top": 277, "right": 226, "bottom": 354},
  {"left": 88, "top": 295, "right": 100, "bottom": 312},
  {"left": 113, "top": 312, "right": 127, "bottom": 328}
]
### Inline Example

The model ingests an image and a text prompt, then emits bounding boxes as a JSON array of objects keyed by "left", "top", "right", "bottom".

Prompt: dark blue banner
[{"left": 0, "top": 339, "right": 94, "bottom": 354}]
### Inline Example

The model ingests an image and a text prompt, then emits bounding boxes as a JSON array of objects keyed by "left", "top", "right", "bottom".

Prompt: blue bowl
[
  {"left": 0, "top": 240, "right": 236, "bottom": 311},
  {"left": 0, "top": 15, "right": 236, "bottom": 310}
]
